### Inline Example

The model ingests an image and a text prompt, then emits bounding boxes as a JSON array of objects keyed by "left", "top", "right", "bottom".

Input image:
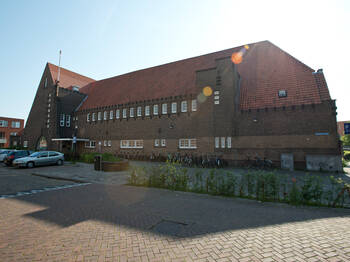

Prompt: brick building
[
  {"left": 23, "top": 41, "right": 342, "bottom": 171},
  {"left": 0, "top": 117, "right": 24, "bottom": 148},
  {"left": 337, "top": 121, "right": 350, "bottom": 136}
]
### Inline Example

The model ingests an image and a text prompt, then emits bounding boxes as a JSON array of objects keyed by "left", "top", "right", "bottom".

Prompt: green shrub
[{"left": 78, "top": 152, "right": 121, "bottom": 163}]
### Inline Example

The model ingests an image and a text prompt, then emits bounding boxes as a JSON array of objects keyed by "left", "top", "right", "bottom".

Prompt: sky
[{"left": 0, "top": 0, "right": 349, "bottom": 122}]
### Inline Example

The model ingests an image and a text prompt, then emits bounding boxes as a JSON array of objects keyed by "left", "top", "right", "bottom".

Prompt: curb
[{"left": 31, "top": 173, "right": 90, "bottom": 184}]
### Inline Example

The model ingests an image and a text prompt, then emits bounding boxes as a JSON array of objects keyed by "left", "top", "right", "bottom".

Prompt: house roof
[
  {"left": 47, "top": 63, "right": 95, "bottom": 89},
  {"left": 50, "top": 41, "right": 332, "bottom": 111}
]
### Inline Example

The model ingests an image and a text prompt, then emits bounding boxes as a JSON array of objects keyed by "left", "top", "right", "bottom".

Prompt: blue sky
[{"left": 1, "top": 0, "right": 349, "bottom": 121}]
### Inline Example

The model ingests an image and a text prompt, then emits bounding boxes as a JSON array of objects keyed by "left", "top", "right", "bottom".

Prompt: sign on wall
[{"left": 345, "top": 123, "right": 350, "bottom": 135}]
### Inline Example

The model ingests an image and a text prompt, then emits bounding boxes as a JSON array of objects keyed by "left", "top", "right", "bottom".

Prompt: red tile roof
[
  {"left": 48, "top": 63, "right": 95, "bottom": 89},
  {"left": 51, "top": 41, "right": 332, "bottom": 111}
]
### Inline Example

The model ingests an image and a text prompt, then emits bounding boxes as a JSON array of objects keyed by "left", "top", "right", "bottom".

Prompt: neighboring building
[
  {"left": 0, "top": 117, "right": 24, "bottom": 148},
  {"left": 337, "top": 121, "right": 350, "bottom": 136},
  {"left": 23, "top": 40, "right": 342, "bottom": 171}
]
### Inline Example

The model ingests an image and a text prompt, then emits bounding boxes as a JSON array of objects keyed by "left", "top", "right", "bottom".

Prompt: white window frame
[
  {"left": 98, "top": 112, "right": 102, "bottom": 121},
  {"left": 221, "top": 137, "right": 225, "bottom": 148},
  {"left": 104, "top": 140, "right": 107, "bottom": 147},
  {"left": 179, "top": 138, "right": 197, "bottom": 149},
  {"left": 145, "top": 105, "right": 150, "bottom": 116},
  {"left": 108, "top": 140, "right": 112, "bottom": 147},
  {"left": 85, "top": 140, "right": 96, "bottom": 148},
  {"left": 191, "top": 99, "right": 197, "bottom": 112},
  {"left": 103, "top": 111, "right": 107, "bottom": 120},
  {"left": 109, "top": 110, "right": 113, "bottom": 120},
  {"left": 137, "top": 106, "right": 142, "bottom": 117},
  {"left": 66, "top": 115, "right": 71, "bottom": 127},
  {"left": 116, "top": 109, "right": 120, "bottom": 119},
  {"left": 60, "top": 114, "right": 65, "bottom": 127},
  {"left": 162, "top": 103, "right": 167, "bottom": 114},
  {"left": 171, "top": 102, "right": 177, "bottom": 113},
  {"left": 181, "top": 101, "right": 187, "bottom": 112},
  {"left": 122, "top": 109, "right": 127, "bottom": 118},
  {"left": 0, "top": 120, "right": 8, "bottom": 127},
  {"left": 130, "top": 108, "right": 134, "bottom": 117},
  {"left": 23, "top": 141, "right": 28, "bottom": 148},
  {"left": 215, "top": 137, "right": 220, "bottom": 148},
  {"left": 153, "top": 104, "right": 158, "bottom": 115},
  {"left": 154, "top": 139, "right": 160, "bottom": 147},
  {"left": 11, "top": 121, "right": 21, "bottom": 128},
  {"left": 92, "top": 113, "right": 96, "bottom": 122},
  {"left": 161, "top": 139, "right": 166, "bottom": 147},
  {"left": 120, "top": 140, "right": 144, "bottom": 149},
  {"left": 227, "top": 137, "right": 232, "bottom": 148}
]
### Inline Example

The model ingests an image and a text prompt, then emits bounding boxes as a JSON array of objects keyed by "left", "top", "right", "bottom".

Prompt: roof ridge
[{"left": 47, "top": 62, "right": 96, "bottom": 82}]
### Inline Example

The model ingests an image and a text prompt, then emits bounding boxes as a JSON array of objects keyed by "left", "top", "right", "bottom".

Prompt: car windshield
[{"left": 29, "top": 152, "right": 40, "bottom": 157}]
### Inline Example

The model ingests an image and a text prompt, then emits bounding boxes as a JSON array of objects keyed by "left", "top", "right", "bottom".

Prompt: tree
[{"left": 341, "top": 135, "right": 350, "bottom": 146}]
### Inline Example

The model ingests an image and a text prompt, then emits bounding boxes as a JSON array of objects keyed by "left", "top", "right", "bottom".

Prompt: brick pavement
[{"left": 1, "top": 184, "right": 350, "bottom": 262}]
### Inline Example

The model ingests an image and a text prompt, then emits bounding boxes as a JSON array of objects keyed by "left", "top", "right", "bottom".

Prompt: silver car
[
  {"left": 0, "top": 150, "right": 15, "bottom": 162},
  {"left": 13, "top": 151, "right": 64, "bottom": 168}
]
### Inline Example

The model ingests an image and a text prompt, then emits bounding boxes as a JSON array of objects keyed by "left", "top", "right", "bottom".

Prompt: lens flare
[
  {"left": 244, "top": 44, "right": 249, "bottom": 50},
  {"left": 203, "top": 86, "right": 213, "bottom": 97},
  {"left": 231, "top": 52, "right": 243, "bottom": 64}
]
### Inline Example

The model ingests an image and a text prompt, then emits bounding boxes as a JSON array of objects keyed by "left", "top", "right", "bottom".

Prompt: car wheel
[
  {"left": 27, "top": 162, "right": 34, "bottom": 168},
  {"left": 57, "top": 159, "right": 63, "bottom": 166}
]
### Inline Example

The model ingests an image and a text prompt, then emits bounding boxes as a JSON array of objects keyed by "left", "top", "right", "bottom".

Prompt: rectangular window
[
  {"left": 145, "top": 106, "right": 150, "bottom": 116},
  {"left": 227, "top": 137, "right": 232, "bottom": 148},
  {"left": 120, "top": 140, "right": 144, "bottom": 148},
  {"left": 130, "top": 108, "right": 134, "bottom": 117},
  {"left": 181, "top": 101, "right": 187, "bottom": 112},
  {"left": 60, "top": 114, "right": 65, "bottom": 127},
  {"left": 98, "top": 112, "right": 102, "bottom": 121},
  {"left": 221, "top": 137, "right": 225, "bottom": 148},
  {"left": 162, "top": 103, "right": 167, "bottom": 114},
  {"left": 137, "top": 106, "right": 142, "bottom": 117},
  {"left": 116, "top": 109, "right": 120, "bottom": 119},
  {"left": 11, "top": 121, "right": 20, "bottom": 128},
  {"left": 108, "top": 140, "right": 112, "bottom": 147},
  {"left": 0, "top": 120, "right": 8, "bottom": 127},
  {"left": 104, "top": 140, "right": 107, "bottom": 147},
  {"left": 122, "top": 109, "right": 127, "bottom": 118},
  {"left": 10, "top": 132, "right": 17, "bottom": 136},
  {"left": 161, "top": 139, "right": 166, "bottom": 147},
  {"left": 171, "top": 102, "right": 177, "bottom": 113},
  {"left": 23, "top": 141, "right": 28, "bottom": 148},
  {"left": 85, "top": 141, "right": 96, "bottom": 148},
  {"left": 66, "top": 115, "right": 71, "bottom": 127},
  {"left": 0, "top": 132, "right": 4, "bottom": 138},
  {"left": 103, "top": 111, "right": 107, "bottom": 120},
  {"left": 44, "top": 77, "right": 48, "bottom": 88},
  {"left": 88, "top": 112, "right": 91, "bottom": 122},
  {"left": 109, "top": 110, "right": 113, "bottom": 120},
  {"left": 154, "top": 139, "right": 159, "bottom": 147},
  {"left": 191, "top": 99, "right": 197, "bottom": 111},
  {"left": 92, "top": 113, "right": 96, "bottom": 121},
  {"left": 153, "top": 105, "right": 158, "bottom": 115},
  {"left": 179, "top": 138, "right": 197, "bottom": 149},
  {"left": 215, "top": 137, "right": 220, "bottom": 148}
]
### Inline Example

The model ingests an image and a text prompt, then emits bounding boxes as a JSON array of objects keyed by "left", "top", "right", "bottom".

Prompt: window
[
  {"left": 87, "top": 113, "right": 90, "bottom": 122},
  {"left": 130, "top": 108, "right": 134, "bottom": 117},
  {"left": 60, "top": 114, "right": 65, "bottom": 127},
  {"left": 92, "top": 113, "right": 96, "bottom": 121},
  {"left": 179, "top": 138, "right": 197, "bottom": 149},
  {"left": 171, "top": 102, "right": 177, "bottom": 113},
  {"left": 98, "top": 112, "right": 102, "bottom": 121},
  {"left": 153, "top": 104, "right": 158, "bottom": 115},
  {"left": 227, "top": 137, "right": 232, "bottom": 148},
  {"left": 162, "top": 103, "right": 167, "bottom": 114},
  {"left": 122, "top": 109, "right": 127, "bottom": 118},
  {"left": 76, "top": 116, "right": 78, "bottom": 121},
  {"left": 221, "top": 137, "right": 225, "bottom": 148},
  {"left": 161, "top": 139, "right": 166, "bottom": 147},
  {"left": 145, "top": 106, "right": 150, "bottom": 116},
  {"left": 181, "top": 101, "right": 187, "bottom": 112},
  {"left": 103, "top": 111, "right": 107, "bottom": 120},
  {"left": 108, "top": 140, "right": 112, "bottom": 147},
  {"left": 104, "top": 140, "right": 107, "bottom": 147},
  {"left": 11, "top": 121, "right": 20, "bottom": 128},
  {"left": 109, "top": 110, "right": 113, "bottom": 119},
  {"left": 48, "top": 103, "right": 51, "bottom": 108},
  {"left": 137, "top": 106, "right": 142, "bottom": 117},
  {"left": 191, "top": 99, "right": 197, "bottom": 111},
  {"left": 120, "top": 140, "right": 144, "bottom": 148},
  {"left": 215, "top": 137, "right": 220, "bottom": 148},
  {"left": 154, "top": 139, "right": 159, "bottom": 147},
  {"left": 0, "top": 120, "right": 8, "bottom": 127},
  {"left": 10, "top": 132, "right": 17, "bottom": 136},
  {"left": 44, "top": 77, "right": 47, "bottom": 88},
  {"left": 85, "top": 141, "right": 96, "bottom": 148},
  {"left": 116, "top": 109, "right": 120, "bottom": 119},
  {"left": 0, "top": 132, "right": 5, "bottom": 138},
  {"left": 278, "top": 90, "right": 287, "bottom": 97},
  {"left": 23, "top": 141, "right": 28, "bottom": 148},
  {"left": 66, "top": 115, "right": 71, "bottom": 127}
]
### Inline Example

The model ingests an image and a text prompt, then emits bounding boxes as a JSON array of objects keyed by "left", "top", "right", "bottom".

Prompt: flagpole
[{"left": 56, "top": 50, "right": 62, "bottom": 96}]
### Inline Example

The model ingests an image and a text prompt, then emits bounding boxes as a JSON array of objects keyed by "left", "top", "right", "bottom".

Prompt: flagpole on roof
[{"left": 56, "top": 50, "right": 62, "bottom": 96}]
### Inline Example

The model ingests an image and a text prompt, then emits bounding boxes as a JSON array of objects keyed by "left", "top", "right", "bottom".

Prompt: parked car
[
  {"left": 0, "top": 150, "right": 15, "bottom": 162},
  {"left": 4, "top": 150, "right": 32, "bottom": 166},
  {"left": 12, "top": 151, "right": 64, "bottom": 168}
]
